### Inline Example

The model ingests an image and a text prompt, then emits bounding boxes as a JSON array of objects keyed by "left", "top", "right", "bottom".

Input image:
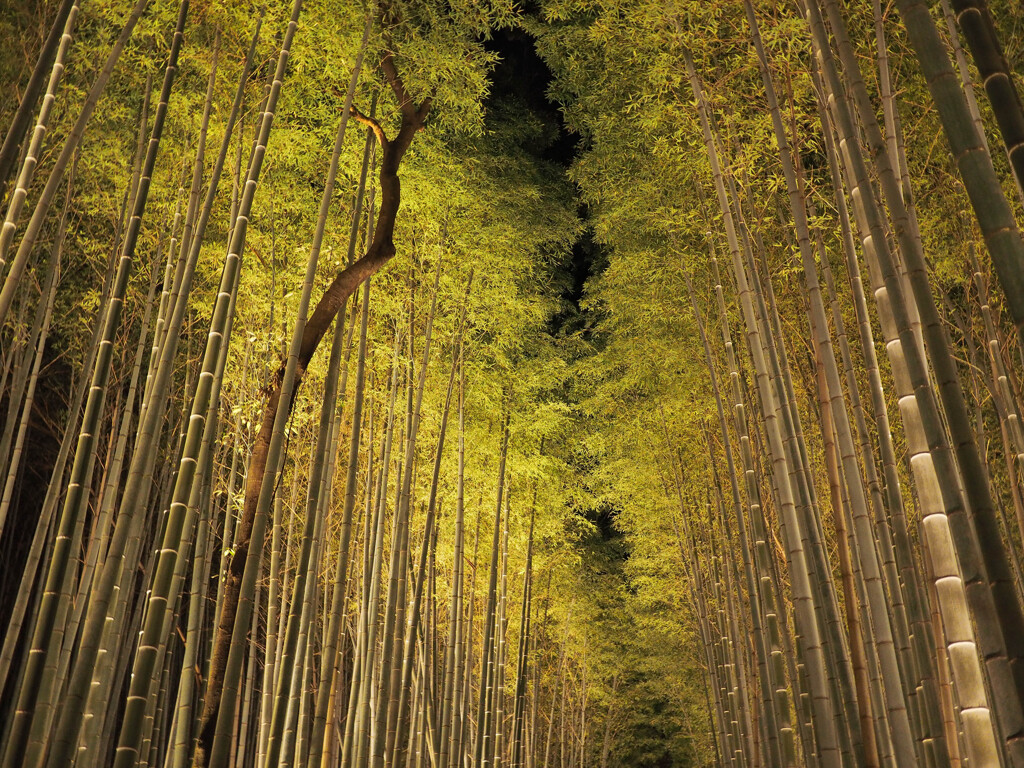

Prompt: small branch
[
  {"left": 416, "top": 96, "right": 432, "bottom": 123},
  {"left": 350, "top": 104, "right": 388, "bottom": 148},
  {"left": 381, "top": 51, "right": 417, "bottom": 121}
]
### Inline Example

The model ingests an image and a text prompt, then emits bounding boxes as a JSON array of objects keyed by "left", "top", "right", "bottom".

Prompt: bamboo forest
[{"left": 7, "top": 1, "right": 1024, "bottom": 767}]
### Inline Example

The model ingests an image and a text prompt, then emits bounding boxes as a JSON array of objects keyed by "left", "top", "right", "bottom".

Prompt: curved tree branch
[
  {"left": 200, "top": 47, "right": 432, "bottom": 761},
  {"left": 381, "top": 50, "right": 417, "bottom": 120},
  {"left": 350, "top": 104, "right": 388, "bottom": 149}
]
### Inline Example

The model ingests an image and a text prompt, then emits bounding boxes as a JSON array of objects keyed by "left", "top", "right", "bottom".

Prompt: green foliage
[{"left": 9, "top": 0, "right": 1024, "bottom": 764}]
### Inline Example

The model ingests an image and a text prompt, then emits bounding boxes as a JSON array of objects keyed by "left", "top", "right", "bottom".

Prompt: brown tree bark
[{"left": 196, "top": 51, "right": 429, "bottom": 761}]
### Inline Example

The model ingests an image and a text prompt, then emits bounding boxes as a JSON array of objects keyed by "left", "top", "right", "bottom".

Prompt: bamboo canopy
[{"left": 2, "top": 1, "right": 1024, "bottom": 766}]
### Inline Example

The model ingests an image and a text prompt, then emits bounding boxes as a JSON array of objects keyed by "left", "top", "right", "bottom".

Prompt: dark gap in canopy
[
  {"left": 483, "top": 23, "right": 579, "bottom": 167},
  {"left": 482, "top": 24, "right": 603, "bottom": 339},
  {"left": 482, "top": 24, "right": 628, "bottom": 558}
]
